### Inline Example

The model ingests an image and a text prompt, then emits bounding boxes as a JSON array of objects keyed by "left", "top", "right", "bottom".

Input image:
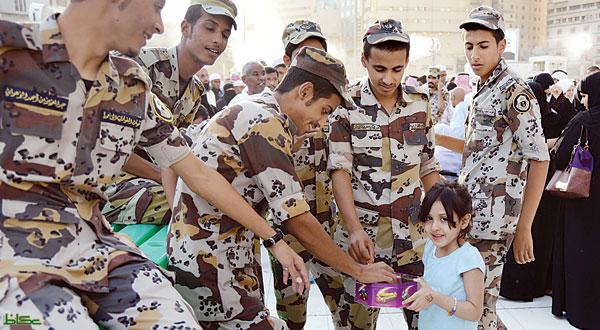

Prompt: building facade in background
[
  {"left": 0, "top": 0, "right": 67, "bottom": 21},
  {"left": 547, "top": 0, "right": 600, "bottom": 76}
]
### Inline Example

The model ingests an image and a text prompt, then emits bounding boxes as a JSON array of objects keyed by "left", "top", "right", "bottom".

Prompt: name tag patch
[
  {"left": 408, "top": 123, "right": 425, "bottom": 131},
  {"left": 4, "top": 86, "right": 68, "bottom": 113},
  {"left": 102, "top": 110, "right": 142, "bottom": 129},
  {"left": 352, "top": 123, "right": 380, "bottom": 131}
]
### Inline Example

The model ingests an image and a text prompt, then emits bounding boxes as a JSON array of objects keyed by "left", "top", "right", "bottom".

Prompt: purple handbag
[{"left": 546, "top": 126, "right": 594, "bottom": 199}]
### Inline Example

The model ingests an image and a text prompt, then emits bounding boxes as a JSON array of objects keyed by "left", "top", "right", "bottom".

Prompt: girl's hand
[{"left": 404, "top": 278, "right": 436, "bottom": 312}]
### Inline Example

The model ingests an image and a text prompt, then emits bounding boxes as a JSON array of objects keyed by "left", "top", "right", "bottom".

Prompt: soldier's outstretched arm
[
  {"left": 123, "top": 153, "right": 162, "bottom": 183},
  {"left": 435, "top": 133, "right": 465, "bottom": 154},
  {"left": 170, "top": 153, "right": 311, "bottom": 293},
  {"left": 283, "top": 212, "right": 396, "bottom": 284}
]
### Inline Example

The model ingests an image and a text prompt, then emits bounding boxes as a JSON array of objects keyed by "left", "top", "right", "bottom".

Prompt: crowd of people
[{"left": 0, "top": 0, "right": 597, "bottom": 330}]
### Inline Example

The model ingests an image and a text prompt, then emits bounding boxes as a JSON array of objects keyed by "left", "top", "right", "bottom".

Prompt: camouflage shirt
[
  {"left": 429, "top": 87, "right": 449, "bottom": 124},
  {"left": 293, "top": 128, "right": 334, "bottom": 234},
  {"left": 169, "top": 92, "right": 310, "bottom": 319},
  {"left": 134, "top": 46, "right": 204, "bottom": 128},
  {"left": 0, "top": 15, "right": 189, "bottom": 289},
  {"left": 459, "top": 59, "right": 550, "bottom": 240},
  {"left": 328, "top": 78, "right": 441, "bottom": 266}
]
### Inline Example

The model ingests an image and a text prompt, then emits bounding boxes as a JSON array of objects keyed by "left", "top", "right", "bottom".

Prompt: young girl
[{"left": 404, "top": 182, "right": 485, "bottom": 330}]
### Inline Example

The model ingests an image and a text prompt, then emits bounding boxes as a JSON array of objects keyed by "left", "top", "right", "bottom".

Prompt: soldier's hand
[
  {"left": 349, "top": 229, "right": 374, "bottom": 264},
  {"left": 292, "top": 128, "right": 320, "bottom": 153},
  {"left": 514, "top": 226, "right": 535, "bottom": 264},
  {"left": 355, "top": 262, "right": 395, "bottom": 284},
  {"left": 270, "top": 240, "right": 310, "bottom": 295}
]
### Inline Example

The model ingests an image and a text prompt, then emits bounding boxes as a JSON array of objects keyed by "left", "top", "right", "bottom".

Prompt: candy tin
[{"left": 355, "top": 273, "right": 418, "bottom": 308}]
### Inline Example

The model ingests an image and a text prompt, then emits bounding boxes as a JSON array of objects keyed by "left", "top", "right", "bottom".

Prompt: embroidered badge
[
  {"left": 4, "top": 86, "right": 68, "bottom": 112},
  {"left": 150, "top": 96, "right": 174, "bottom": 123},
  {"left": 513, "top": 93, "right": 531, "bottom": 113},
  {"left": 352, "top": 123, "right": 380, "bottom": 131},
  {"left": 102, "top": 110, "right": 142, "bottom": 129},
  {"left": 408, "top": 123, "right": 426, "bottom": 131}
]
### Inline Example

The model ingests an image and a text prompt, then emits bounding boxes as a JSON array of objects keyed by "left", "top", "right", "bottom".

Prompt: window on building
[{"left": 14, "top": 0, "right": 27, "bottom": 12}]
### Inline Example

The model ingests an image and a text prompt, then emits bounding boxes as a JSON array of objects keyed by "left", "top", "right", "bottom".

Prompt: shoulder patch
[
  {"left": 150, "top": 95, "right": 174, "bottom": 123},
  {"left": 513, "top": 93, "right": 532, "bottom": 113}
]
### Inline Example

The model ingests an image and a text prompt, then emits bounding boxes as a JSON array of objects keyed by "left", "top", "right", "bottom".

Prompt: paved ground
[{"left": 260, "top": 247, "right": 576, "bottom": 329}]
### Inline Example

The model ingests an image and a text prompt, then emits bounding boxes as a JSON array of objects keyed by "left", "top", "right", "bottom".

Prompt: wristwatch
[{"left": 263, "top": 228, "right": 284, "bottom": 248}]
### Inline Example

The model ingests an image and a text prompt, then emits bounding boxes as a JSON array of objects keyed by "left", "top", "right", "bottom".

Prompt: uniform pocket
[
  {"left": 98, "top": 121, "right": 136, "bottom": 154},
  {"left": 403, "top": 122, "right": 428, "bottom": 146},
  {"left": 351, "top": 130, "right": 383, "bottom": 167},
  {"left": 4, "top": 100, "right": 64, "bottom": 139}
]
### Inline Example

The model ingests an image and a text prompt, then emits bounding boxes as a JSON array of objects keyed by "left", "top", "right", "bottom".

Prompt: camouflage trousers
[
  {"left": 469, "top": 236, "right": 514, "bottom": 330},
  {"left": 269, "top": 234, "right": 346, "bottom": 330},
  {"left": 102, "top": 172, "right": 171, "bottom": 225},
  {"left": 168, "top": 222, "right": 287, "bottom": 330},
  {"left": 0, "top": 217, "right": 200, "bottom": 329}
]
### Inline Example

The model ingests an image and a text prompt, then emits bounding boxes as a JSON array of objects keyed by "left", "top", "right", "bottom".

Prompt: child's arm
[{"left": 404, "top": 270, "right": 484, "bottom": 322}]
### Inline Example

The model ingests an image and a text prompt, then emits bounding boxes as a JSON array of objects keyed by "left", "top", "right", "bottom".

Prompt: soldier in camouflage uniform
[
  {"left": 269, "top": 20, "right": 345, "bottom": 330},
  {"left": 437, "top": 7, "right": 550, "bottom": 329},
  {"left": 102, "top": 0, "right": 237, "bottom": 225},
  {"left": 168, "top": 46, "right": 397, "bottom": 330},
  {"left": 0, "top": 1, "right": 305, "bottom": 329},
  {"left": 327, "top": 19, "right": 442, "bottom": 330},
  {"left": 426, "top": 66, "right": 450, "bottom": 125}
]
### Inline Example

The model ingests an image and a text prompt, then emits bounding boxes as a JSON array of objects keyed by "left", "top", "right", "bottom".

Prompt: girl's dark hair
[{"left": 418, "top": 181, "right": 473, "bottom": 241}]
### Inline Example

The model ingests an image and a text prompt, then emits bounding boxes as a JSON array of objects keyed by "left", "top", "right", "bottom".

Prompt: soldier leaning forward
[{"left": 168, "top": 47, "right": 397, "bottom": 330}]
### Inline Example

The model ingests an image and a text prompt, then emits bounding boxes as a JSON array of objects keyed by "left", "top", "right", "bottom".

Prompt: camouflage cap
[
  {"left": 427, "top": 66, "right": 440, "bottom": 78},
  {"left": 291, "top": 47, "right": 354, "bottom": 109},
  {"left": 282, "top": 20, "right": 327, "bottom": 51},
  {"left": 363, "top": 19, "right": 410, "bottom": 45},
  {"left": 190, "top": 0, "right": 238, "bottom": 29},
  {"left": 459, "top": 6, "right": 505, "bottom": 33}
]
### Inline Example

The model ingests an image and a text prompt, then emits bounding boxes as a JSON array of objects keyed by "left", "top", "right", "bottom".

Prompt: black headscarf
[
  {"left": 534, "top": 73, "right": 554, "bottom": 92},
  {"left": 579, "top": 71, "right": 600, "bottom": 111},
  {"left": 529, "top": 81, "right": 562, "bottom": 139},
  {"left": 528, "top": 81, "right": 549, "bottom": 113}
]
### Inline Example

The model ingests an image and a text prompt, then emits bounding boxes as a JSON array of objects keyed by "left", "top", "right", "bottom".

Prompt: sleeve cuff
[
  {"left": 420, "top": 157, "right": 441, "bottom": 178},
  {"left": 269, "top": 192, "right": 311, "bottom": 226}
]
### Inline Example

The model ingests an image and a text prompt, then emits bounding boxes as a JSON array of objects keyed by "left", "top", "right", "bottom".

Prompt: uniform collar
[
  {"left": 359, "top": 77, "right": 416, "bottom": 108},
  {"left": 477, "top": 58, "right": 509, "bottom": 91},
  {"left": 167, "top": 46, "right": 181, "bottom": 87},
  {"left": 39, "top": 13, "right": 69, "bottom": 64},
  {"left": 258, "top": 91, "right": 298, "bottom": 136}
]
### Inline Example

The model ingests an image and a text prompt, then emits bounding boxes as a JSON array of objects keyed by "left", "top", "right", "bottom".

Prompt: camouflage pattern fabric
[
  {"left": 168, "top": 92, "right": 310, "bottom": 328},
  {"left": 459, "top": 59, "right": 550, "bottom": 241},
  {"left": 0, "top": 15, "right": 199, "bottom": 329},
  {"left": 469, "top": 237, "right": 514, "bottom": 330},
  {"left": 103, "top": 46, "right": 204, "bottom": 225},
  {"left": 428, "top": 87, "right": 449, "bottom": 125},
  {"left": 269, "top": 123, "right": 342, "bottom": 330},
  {"left": 327, "top": 78, "right": 441, "bottom": 329},
  {"left": 459, "top": 59, "right": 549, "bottom": 330}
]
